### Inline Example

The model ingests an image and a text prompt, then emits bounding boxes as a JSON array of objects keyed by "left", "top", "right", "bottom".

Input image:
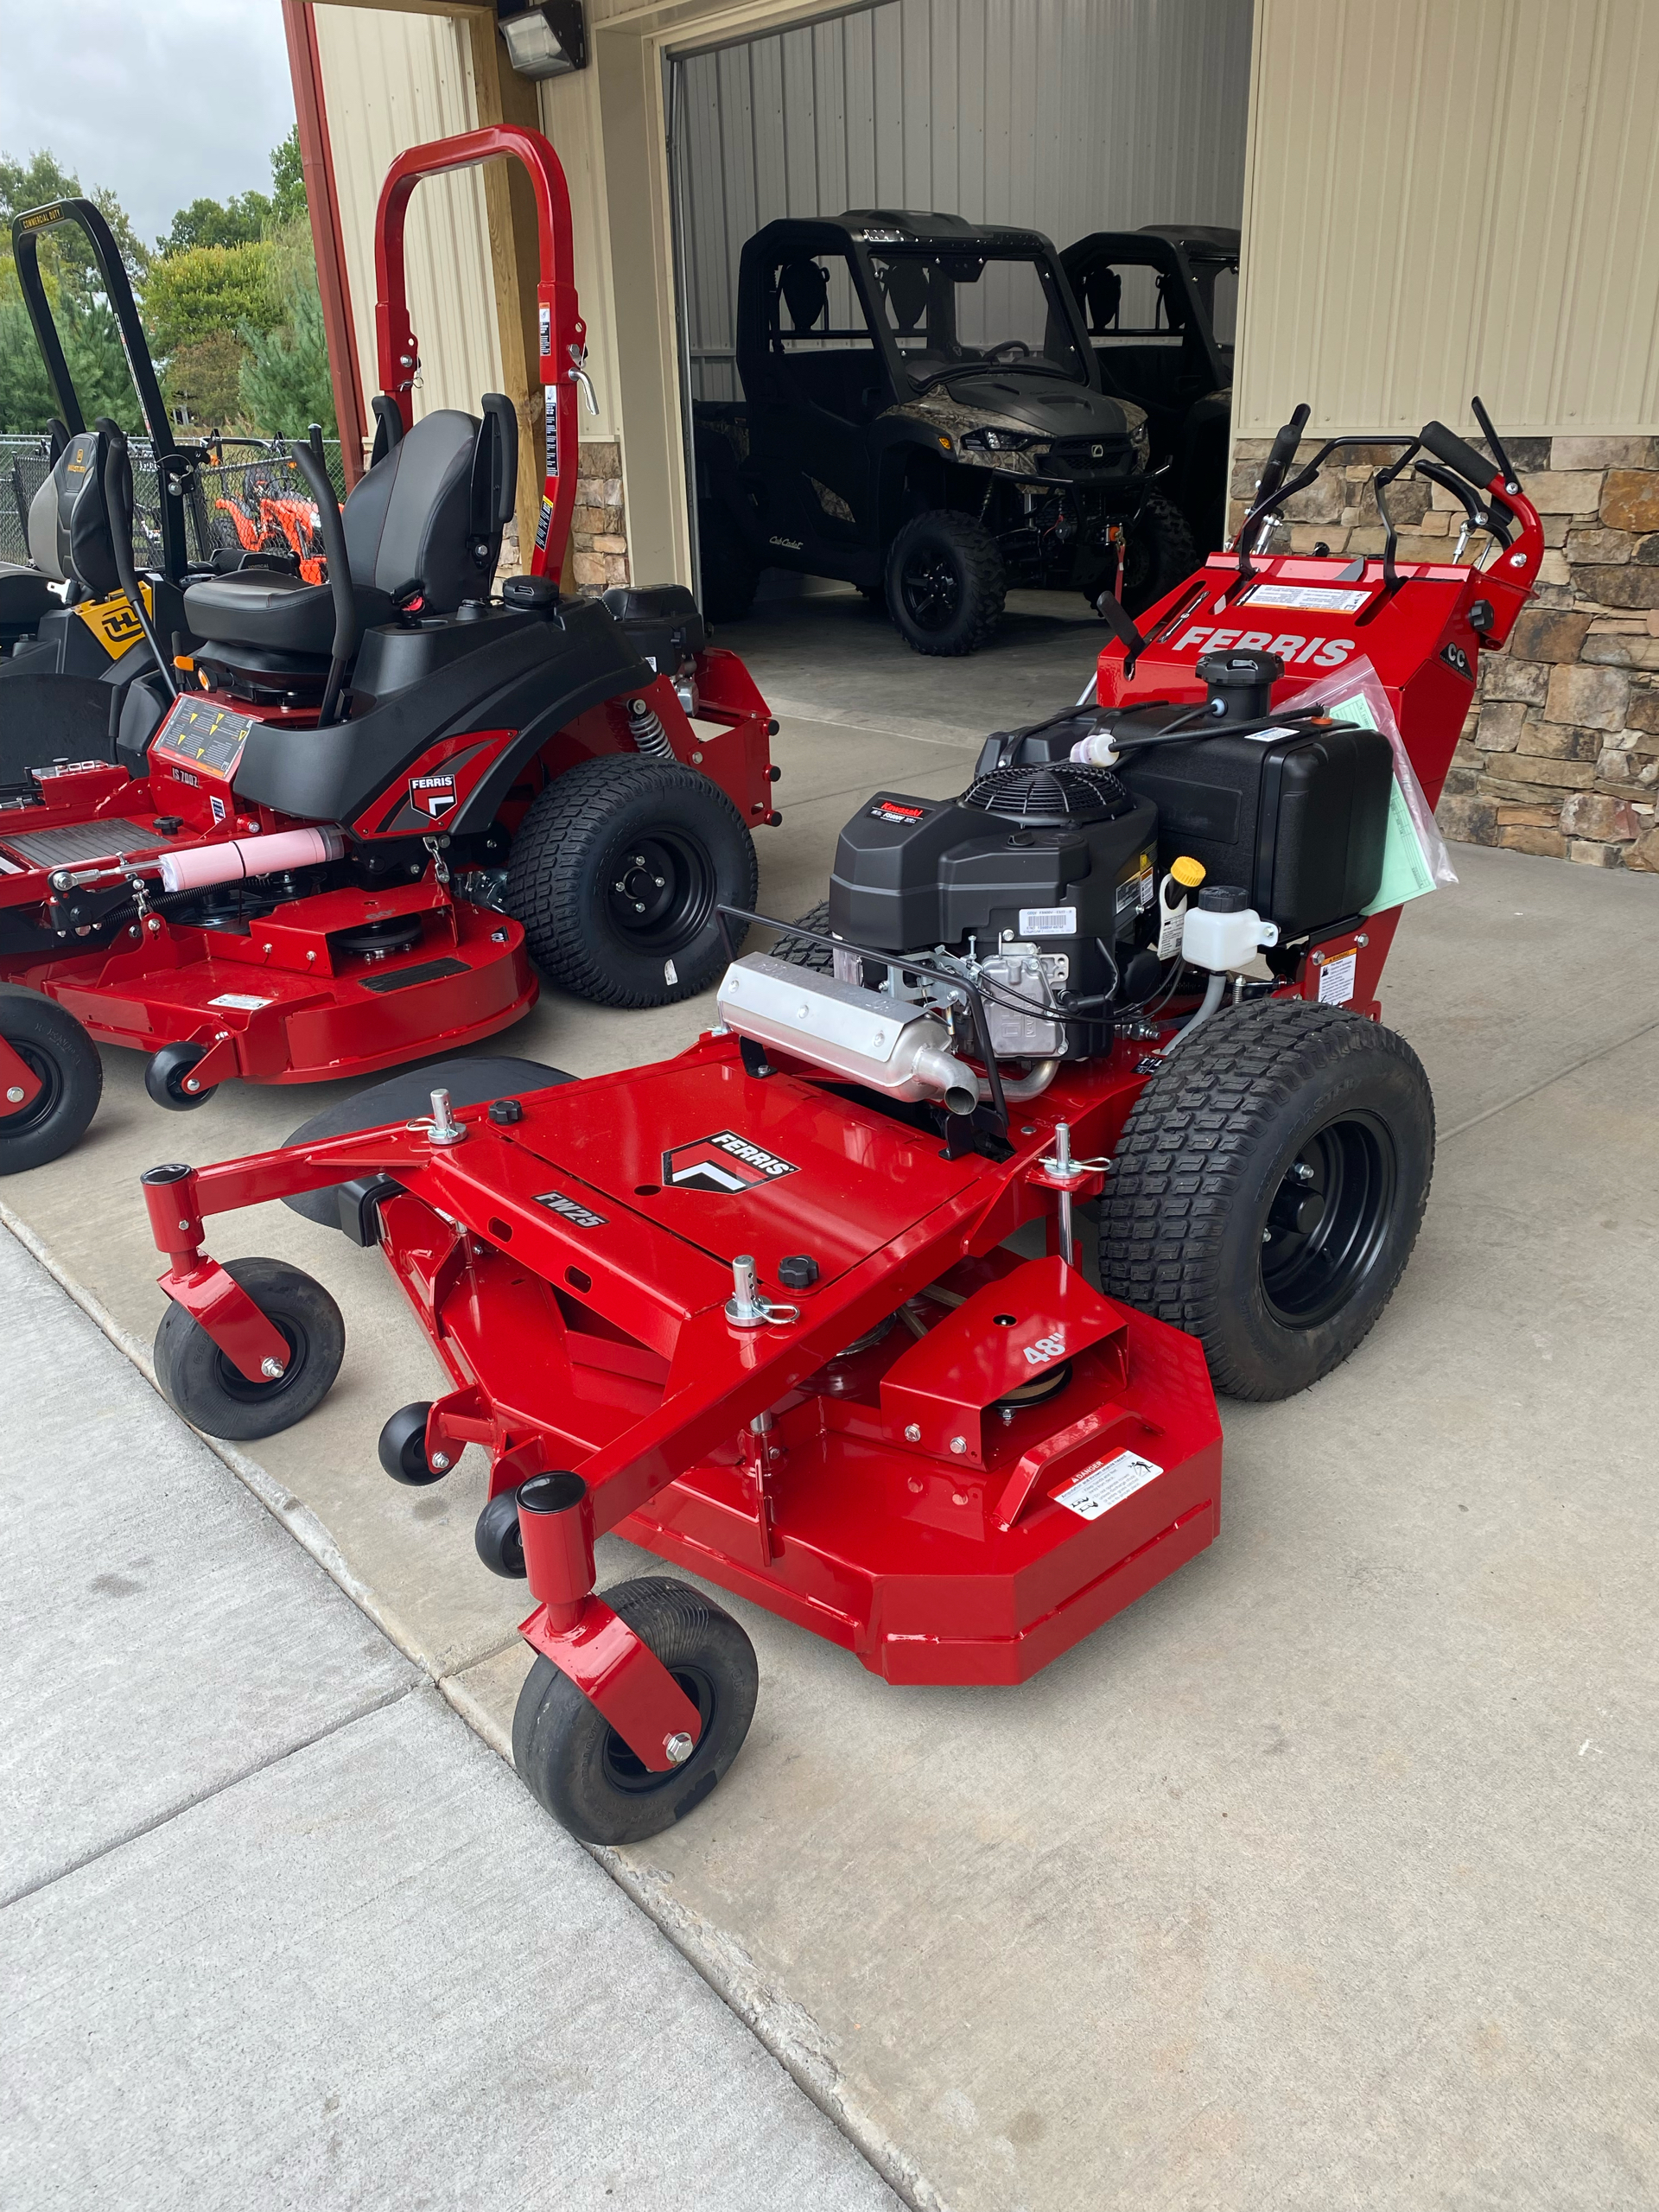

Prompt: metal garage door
[{"left": 668, "top": 0, "right": 1255, "bottom": 419}]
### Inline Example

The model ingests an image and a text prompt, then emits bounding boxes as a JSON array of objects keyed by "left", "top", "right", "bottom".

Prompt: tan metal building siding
[
  {"left": 312, "top": 3, "right": 504, "bottom": 423},
  {"left": 1236, "top": 0, "right": 1659, "bottom": 437}
]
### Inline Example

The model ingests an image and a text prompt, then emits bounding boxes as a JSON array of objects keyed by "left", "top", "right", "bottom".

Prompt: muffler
[{"left": 717, "top": 953, "right": 979, "bottom": 1115}]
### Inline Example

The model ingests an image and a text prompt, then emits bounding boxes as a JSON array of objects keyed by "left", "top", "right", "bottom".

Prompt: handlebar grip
[
  {"left": 1266, "top": 402, "right": 1310, "bottom": 475},
  {"left": 1421, "top": 421, "right": 1496, "bottom": 492}
]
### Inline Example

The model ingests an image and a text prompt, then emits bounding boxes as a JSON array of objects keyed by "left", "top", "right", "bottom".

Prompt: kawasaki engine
[{"left": 716, "top": 647, "right": 1395, "bottom": 1116}]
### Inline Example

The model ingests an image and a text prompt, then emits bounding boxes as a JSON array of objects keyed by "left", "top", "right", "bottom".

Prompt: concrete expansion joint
[
  {"left": 1437, "top": 1008, "right": 1659, "bottom": 1141},
  {"left": 3, "top": 1677, "right": 421, "bottom": 1914},
  {"left": 598, "top": 1852, "right": 953, "bottom": 2212}
]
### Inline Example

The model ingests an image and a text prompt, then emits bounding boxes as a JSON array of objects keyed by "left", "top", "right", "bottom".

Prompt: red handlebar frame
[{"left": 373, "top": 125, "right": 586, "bottom": 584}]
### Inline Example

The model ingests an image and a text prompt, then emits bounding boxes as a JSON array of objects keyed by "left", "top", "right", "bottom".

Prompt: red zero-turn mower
[
  {"left": 140, "top": 404, "right": 1539, "bottom": 1844},
  {"left": 0, "top": 128, "right": 775, "bottom": 1173}
]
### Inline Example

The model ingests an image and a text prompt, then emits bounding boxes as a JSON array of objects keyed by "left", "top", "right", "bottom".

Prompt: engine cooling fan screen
[{"left": 959, "top": 761, "right": 1128, "bottom": 823}]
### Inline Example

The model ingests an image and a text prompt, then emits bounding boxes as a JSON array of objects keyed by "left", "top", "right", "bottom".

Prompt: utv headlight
[{"left": 960, "top": 427, "right": 1043, "bottom": 454}]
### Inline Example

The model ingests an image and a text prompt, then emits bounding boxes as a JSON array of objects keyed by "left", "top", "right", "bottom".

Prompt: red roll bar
[{"left": 373, "top": 126, "right": 588, "bottom": 584}]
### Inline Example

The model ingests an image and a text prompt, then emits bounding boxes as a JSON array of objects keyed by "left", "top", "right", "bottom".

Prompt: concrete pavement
[
  {"left": 3, "top": 690, "right": 1656, "bottom": 2208},
  {"left": 0, "top": 1230, "right": 903, "bottom": 2212}
]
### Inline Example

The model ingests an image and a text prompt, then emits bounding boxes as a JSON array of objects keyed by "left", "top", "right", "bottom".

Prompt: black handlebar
[
  {"left": 1420, "top": 420, "right": 1496, "bottom": 493},
  {"left": 1091, "top": 586, "right": 1148, "bottom": 673},
  {"left": 97, "top": 420, "right": 179, "bottom": 700},
  {"left": 1259, "top": 402, "right": 1310, "bottom": 499},
  {"left": 291, "top": 442, "right": 358, "bottom": 727}
]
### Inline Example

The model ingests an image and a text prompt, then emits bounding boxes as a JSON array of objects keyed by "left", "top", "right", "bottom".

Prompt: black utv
[
  {"left": 1059, "top": 225, "right": 1237, "bottom": 554},
  {"left": 692, "top": 210, "right": 1195, "bottom": 657}
]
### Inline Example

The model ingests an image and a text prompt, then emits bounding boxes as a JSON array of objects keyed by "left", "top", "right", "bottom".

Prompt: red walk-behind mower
[
  {"left": 139, "top": 404, "right": 1540, "bottom": 1845},
  {"left": 0, "top": 126, "right": 776, "bottom": 1174}
]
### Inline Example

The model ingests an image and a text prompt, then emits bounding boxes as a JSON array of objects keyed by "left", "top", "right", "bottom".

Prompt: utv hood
[{"left": 913, "top": 371, "right": 1139, "bottom": 440}]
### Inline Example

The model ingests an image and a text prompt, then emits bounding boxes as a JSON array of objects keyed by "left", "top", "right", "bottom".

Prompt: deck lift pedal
[{"left": 139, "top": 404, "right": 1540, "bottom": 1844}]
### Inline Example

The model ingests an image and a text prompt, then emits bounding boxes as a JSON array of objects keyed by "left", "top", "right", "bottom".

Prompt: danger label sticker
[
  {"left": 661, "top": 1129, "right": 799, "bottom": 1195},
  {"left": 1053, "top": 1449, "right": 1164, "bottom": 1521},
  {"left": 1318, "top": 950, "right": 1357, "bottom": 1005}
]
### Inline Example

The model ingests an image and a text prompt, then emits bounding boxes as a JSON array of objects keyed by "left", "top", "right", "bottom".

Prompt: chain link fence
[{"left": 2, "top": 433, "right": 348, "bottom": 575}]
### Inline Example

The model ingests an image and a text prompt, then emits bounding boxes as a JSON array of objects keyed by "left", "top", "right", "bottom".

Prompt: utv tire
[
  {"left": 887, "top": 511, "right": 1005, "bottom": 656},
  {"left": 696, "top": 499, "right": 760, "bottom": 623},
  {"left": 505, "top": 756, "right": 757, "bottom": 1007},
  {"left": 1121, "top": 493, "right": 1198, "bottom": 616},
  {"left": 0, "top": 987, "right": 101, "bottom": 1174},
  {"left": 154, "top": 1255, "right": 345, "bottom": 1440},
  {"left": 1099, "top": 1000, "right": 1433, "bottom": 1401},
  {"left": 771, "top": 901, "right": 836, "bottom": 972},
  {"left": 512, "top": 1575, "right": 759, "bottom": 1845}
]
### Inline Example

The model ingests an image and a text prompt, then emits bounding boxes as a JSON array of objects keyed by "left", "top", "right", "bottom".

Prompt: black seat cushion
[
  {"left": 0, "top": 563, "right": 58, "bottom": 634},
  {"left": 183, "top": 568, "right": 394, "bottom": 653},
  {"left": 280, "top": 1056, "right": 575, "bottom": 1228},
  {"left": 341, "top": 409, "right": 480, "bottom": 614}
]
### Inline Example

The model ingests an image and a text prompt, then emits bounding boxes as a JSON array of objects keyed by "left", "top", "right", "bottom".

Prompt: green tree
[
  {"left": 156, "top": 191, "right": 272, "bottom": 257},
  {"left": 143, "top": 243, "right": 276, "bottom": 358},
  {"left": 270, "top": 127, "right": 308, "bottom": 227},
  {"left": 238, "top": 220, "right": 335, "bottom": 436},
  {"left": 0, "top": 150, "right": 148, "bottom": 434}
]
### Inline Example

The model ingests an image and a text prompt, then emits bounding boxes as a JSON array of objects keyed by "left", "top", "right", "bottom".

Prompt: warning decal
[{"left": 1054, "top": 1449, "right": 1164, "bottom": 1521}]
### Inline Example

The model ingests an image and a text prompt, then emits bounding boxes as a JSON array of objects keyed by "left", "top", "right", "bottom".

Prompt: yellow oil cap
[{"left": 1171, "top": 855, "right": 1206, "bottom": 888}]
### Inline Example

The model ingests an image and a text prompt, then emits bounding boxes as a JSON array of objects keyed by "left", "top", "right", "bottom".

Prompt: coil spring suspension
[{"left": 627, "top": 696, "right": 677, "bottom": 763}]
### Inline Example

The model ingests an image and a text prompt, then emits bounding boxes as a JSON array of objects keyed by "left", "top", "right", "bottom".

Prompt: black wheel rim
[
  {"left": 899, "top": 544, "right": 962, "bottom": 632},
  {"left": 211, "top": 1314, "right": 307, "bottom": 1405},
  {"left": 601, "top": 829, "right": 715, "bottom": 953},
  {"left": 0, "top": 1039, "right": 62, "bottom": 1141},
  {"left": 601, "top": 1663, "right": 716, "bottom": 1795},
  {"left": 1259, "top": 1110, "right": 1398, "bottom": 1329}
]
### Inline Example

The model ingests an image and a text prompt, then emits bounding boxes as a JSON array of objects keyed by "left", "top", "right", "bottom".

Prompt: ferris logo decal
[
  {"left": 1168, "top": 626, "right": 1356, "bottom": 668},
  {"left": 410, "top": 772, "right": 457, "bottom": 820},
  {"left": 662, "top": 1129, "right": 799, "bottom": 1195},
  {"left": 536, "top": 1190, "right": 607, "bottom": 1229},
  {"left": 1023, "top": 1328, "right": 1067, "bottom": 1368}
]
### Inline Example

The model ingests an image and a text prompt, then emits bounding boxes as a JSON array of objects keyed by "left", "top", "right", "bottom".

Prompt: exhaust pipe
[{"left": 717, "top": 953, "right": 980, "bottom": 1115}]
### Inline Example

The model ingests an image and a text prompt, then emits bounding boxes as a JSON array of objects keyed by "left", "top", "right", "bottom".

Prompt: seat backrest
[
  {"left": 26, "top": 428, "right": 121, "bottom": 598},
  {"left": 341, "top": 408, "right": 484, "bottom": 613}
]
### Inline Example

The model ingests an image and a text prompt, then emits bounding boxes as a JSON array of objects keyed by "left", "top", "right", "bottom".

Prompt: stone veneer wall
[
  {"left": 568, "top": 439, "right": 631, "bottom": 592},
  {"left": 1229, "top": 436, "right": 1659, "bottom": 873}
]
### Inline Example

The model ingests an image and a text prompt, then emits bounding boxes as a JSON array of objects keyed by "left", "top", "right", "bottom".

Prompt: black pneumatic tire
[
  {"left": 886, "top": 510, "right": 1006, "bottom": 657},
  {"left": 512, "top": 1576, "right": 759, "bottom": 1845},
  {"left": 505, "top": 756, "right": 758, "bottom": 1008},
  {"left": 154, "top": 1256, "right": 346, "bottom": 1440},
  {"left": 475, "top": 1488, "right": 527, "bottom": 1578},
  {"left": 0, "top": 988, "right": 102, "bottom": 1174},
  {"left": 1121, "top": 493, "right": 1198, "bottom": 616},
  {"left": 145, "top": 1040, "right": 217, "bottom": 1110},
  {"left": 1099, "top": 1001, "right": 1434, "bottom": 1402},
  {"left": 771, "top": 901, "right": 836, "bottom": 973}
]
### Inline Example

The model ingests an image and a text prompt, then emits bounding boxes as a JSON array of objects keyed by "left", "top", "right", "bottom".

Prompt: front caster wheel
[
  {"left": 145, "top": 1041, "right": 217, "bottom": 1109},
  {"left": 154, "top": 1256, "right": 345, "bottom": 1440},
  {"left": 512, "top": 1577, "right": 759, "bottom": 1845},
  {"left": 0, "top": 986, "right": 102, "bottom": 1173},
  {"left": 379, "top": 1402, "right": 444, "bottom": 1485},
  {"left": 475, "top": 1487, "right": 527, "bottom": 1578}
]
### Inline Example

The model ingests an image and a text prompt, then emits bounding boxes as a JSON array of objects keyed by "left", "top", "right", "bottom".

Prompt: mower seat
[
  {"left": 0, "top": 428, "right": 122, "bottom": 645},
  {"left": 183, "top": 407, "right": 502, "bottom": 664}
]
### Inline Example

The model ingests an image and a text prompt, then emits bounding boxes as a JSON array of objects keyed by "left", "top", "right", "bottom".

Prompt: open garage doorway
[{"left": 666, "top": 0, "right": 1252, "bottom": 708}]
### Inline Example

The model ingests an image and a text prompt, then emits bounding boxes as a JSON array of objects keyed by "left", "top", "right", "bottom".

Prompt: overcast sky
[{"left": 0, "top": 0, "right": 296, "bottom": 249}]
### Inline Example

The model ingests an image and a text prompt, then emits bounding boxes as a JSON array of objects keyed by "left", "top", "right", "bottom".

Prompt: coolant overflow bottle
[{"left": 1156, "top": 854, "right": 1207, "bottom": 960}]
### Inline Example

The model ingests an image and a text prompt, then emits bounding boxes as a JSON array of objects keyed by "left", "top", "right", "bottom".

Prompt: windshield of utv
[{"left": 867, "top": 247, "right": 1086, "bottom": 394}]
